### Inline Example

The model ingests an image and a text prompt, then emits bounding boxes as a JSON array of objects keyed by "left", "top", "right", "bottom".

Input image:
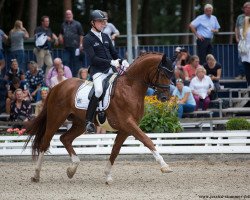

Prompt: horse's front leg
[
  {"left": 31, "top": 151, "right": 44, "bottom": 182},
  {"left": 128, "top": 119, "right": 173, "bottom": 173},
  {"left": 105, "top": 132, "right": 129, "bottom": 184}
]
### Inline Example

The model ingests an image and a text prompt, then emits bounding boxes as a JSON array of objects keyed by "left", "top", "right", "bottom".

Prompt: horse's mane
[{"left": 126, "top": 52, "right": 163, "bottom": 71}]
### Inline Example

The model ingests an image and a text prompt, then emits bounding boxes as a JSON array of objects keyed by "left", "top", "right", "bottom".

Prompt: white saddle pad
[{"left": 75, "top": 80, "right": 113, "bottom": 110}]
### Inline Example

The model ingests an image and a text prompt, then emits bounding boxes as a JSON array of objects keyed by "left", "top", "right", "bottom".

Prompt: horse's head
[{"left": 151, "top": 54, "right": 174, "bottom": 102}]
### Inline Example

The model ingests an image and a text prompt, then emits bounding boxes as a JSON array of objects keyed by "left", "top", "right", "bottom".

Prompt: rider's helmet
[{"left": 90, "top": 10, "right": 107, "bottom": 22}]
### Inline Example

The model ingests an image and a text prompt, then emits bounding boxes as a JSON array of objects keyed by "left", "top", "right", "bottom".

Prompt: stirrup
[{"left": 85, "top": 121, "right": 96, "bottom": 134}]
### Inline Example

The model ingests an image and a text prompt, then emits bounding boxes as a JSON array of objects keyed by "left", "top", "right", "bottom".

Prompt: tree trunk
[
  {"left": 180, "top": 0, "right": 193, "bottom": 44},
  {"left": 131, "top": 0, "right": 138, "bottom": 47},
  {"left": 63, "top": 0, "right": 72, "bottom": 13},
  {"left": 28, "top": 0, "right": 38, "bottom": 37},
  {"left": 229, "top": 0, "right": 234, "bottom": 44},
  {"left": 141, "top": 0, "right": 152, "bottom": 45}
]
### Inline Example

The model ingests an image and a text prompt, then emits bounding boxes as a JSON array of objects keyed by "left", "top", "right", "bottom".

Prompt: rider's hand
[
  {"left": 121, "top": 59, "right": 130, "bottom": 71},
  {"left": 110, "top": 59, "right": 121, "bottom": 68}
]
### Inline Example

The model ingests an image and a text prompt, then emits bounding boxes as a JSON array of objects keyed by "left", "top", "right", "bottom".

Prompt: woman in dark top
[{"left": 203, "top": 54, "right": 222, "bottom": 99}]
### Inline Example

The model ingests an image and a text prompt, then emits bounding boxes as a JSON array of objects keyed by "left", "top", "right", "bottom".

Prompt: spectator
[
  {"left": 189, "top": 4, "right": 220, "bottom": 65},
  {"left": 0, "top": 28, "right": 8, "bottom": 77},
  {"left": 46, "top": 58, "right": 72, "bottom": 88},
  {"left": 102, "top": 11, "right": 120, "bottom": 46},
  {"left": 235, "top": 2, "right": 250, "bottom": 80},
  {"left": 189, "top": 66, "right": 214, "bottom": 111},
  {"left": 239, "top": 16, "right": 250, "bottom": 87},
  {"left": 50, "top": 67, "right": 67, "bottom": 88},
  {"left": 35, "top": 87, "right": 49, "bottom": 116},
  {"left": 34, "top": 16, "right": 58, "bottom": 76},
  {"left": 77, "top": 67, "right": 89, "bottom": 81},
  {"left": 58, "top": 10, "right": 84, "bottom": 77},
  {"left": 9, "top": 88, "right": 32, "bottom": 127},
  {"left": 0, "top": 77, "right": 8, "bottom": 114},
  {"left": 183, "top": 55, "right": 201, "bottom": 85},
  {"left": 173, "top": 47, "right": 190, "bottom": 81},
  {"left": 25, "top": 61, "right": 45, "bottom": 102},
  {"left": 9, "top": 20, "right": 29, "bottom": 72},
  {"left": 5, "top": 77, "right": 30, "bottom": 114},
  {"left": 4, "top": 59, "right": 25, "bottom": 83},
  {"left": 173, "top": 79, "right": 196, "bottom": 118},
  {"left": 203, "top": 54, "right": 222, "bottom": 99}
]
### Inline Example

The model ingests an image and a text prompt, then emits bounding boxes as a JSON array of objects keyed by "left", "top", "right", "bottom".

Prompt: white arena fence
[{"left": 0, "top": 131, "right": 249, "bottom": 156}]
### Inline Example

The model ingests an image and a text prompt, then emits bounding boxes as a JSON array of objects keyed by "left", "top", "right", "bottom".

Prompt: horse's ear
[
  {"left": 162, "top": 54, "right": 173, "bottom": 69},
  {"left": 162, "top": 54, "right": 167, "bottom": 62}
]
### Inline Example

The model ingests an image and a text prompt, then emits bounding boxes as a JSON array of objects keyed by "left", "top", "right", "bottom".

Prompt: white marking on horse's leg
[
  {"left": 151, "top": 150, "right": 173, "bottom": 173},
  {"left": 104, "top": 160, "right": 113, "bottom": 184},
  {"left": 31, "top": 151, "right": 44, "bottom": 182},
  {"left": 67, "top": 154, "right": 80, "bottom": 179}
]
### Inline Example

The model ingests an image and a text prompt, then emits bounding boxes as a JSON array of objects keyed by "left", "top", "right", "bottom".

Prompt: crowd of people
[{"left": 0, "top": 2, "right": 249, "bottom": 129}]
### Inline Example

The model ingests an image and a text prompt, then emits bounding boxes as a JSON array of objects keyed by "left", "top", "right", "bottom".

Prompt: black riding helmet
[{"left": 90, "top": 10, "right": 107, "bottom": 21}]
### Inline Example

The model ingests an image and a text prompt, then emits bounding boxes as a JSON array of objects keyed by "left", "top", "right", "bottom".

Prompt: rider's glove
[
  {"left": 121, "top": 59, "right": 130, "bottom": 71},
  {"left": 110, "top": 59, "right": 121, "bottom": 68}
]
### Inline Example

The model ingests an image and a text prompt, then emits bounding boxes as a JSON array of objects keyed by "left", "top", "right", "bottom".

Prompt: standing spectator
[
  {"left": 9, "top": 88, "right": 32, "bottom": 126},
  {"left": 0, "top": 28, "right": 8, "bottom": 77},
  {"left": 35, "top": 87, "right": 49, "bottom": 116},
  {"left": 50, "top": 67, "right": 67, "bottom": 88},
  {"left": 25, "top": 61, "right": 45, "bottom": 102},
  {"left": 183, "top": 55, "right": 201, "bottom": 85},
  {"left": 203, "top": 54, "right": 222, "bottom": 99},
  {"left": 4, "top": 59, "right": 25, "bottom": 83},
  {"left": 58, "top": 10, "right": 84, "bottom": 77},
  {"left": 77, "top": 67, "right": 89, "bottom": 81},
  {"left": 0, "top": 77, "right": 8, "bottom": 114},
  {"left": 102, "top": 11, "right": 120, "bottom": 46},
  {"left": 46, "top": 58, "right": 72, "bottom": 88},
  {"left": 172, "top": 79, "right": 196, "bottom": 118},
  {"left": 189, "top": 4, "right": 220, "bottom": 65},
  {"left": 239, "top": 16, "right": 250, "bottom": 87},
  {"left": 34, "top": 16, "right": 58, "bottom": 76},
  {"left": 9, "top": 20, "right": 29, "bottom": 72},
  {"left": 235, "top": 2, "right": 250, "bottom": 80},
  {"left": 189, "top": 66, "right": 214, "bottom": 111}
]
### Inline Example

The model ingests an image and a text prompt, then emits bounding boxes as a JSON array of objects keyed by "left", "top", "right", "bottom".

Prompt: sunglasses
[
  {"left": 11, "top": 59, "right": 17, "bottom": 62},
  {"left": 41, "top": 87, "right": 49, "bottom": 91},
  {"left": 176, "top": 79, "right": 183, "bottom": 83}
]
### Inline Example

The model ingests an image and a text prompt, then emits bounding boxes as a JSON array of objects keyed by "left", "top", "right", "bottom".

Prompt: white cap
[{"left": 175, "top": 46, "right": 182, "bottom": 52}]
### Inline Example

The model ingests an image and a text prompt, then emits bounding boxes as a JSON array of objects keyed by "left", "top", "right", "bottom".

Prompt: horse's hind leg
[
  {"left": 60, "top": 121, "right": 84, "bottom": 179},
  {"left": 31, "top": 151, "right": 44, "bottom": 182},
  {"left": 105, "top": 132, "right": 129, "bottom": 184}
]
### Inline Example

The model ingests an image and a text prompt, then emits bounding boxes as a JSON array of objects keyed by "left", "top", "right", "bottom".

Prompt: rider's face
[{"left": 93, "top": 20, "right": 105, "bottom": 32}]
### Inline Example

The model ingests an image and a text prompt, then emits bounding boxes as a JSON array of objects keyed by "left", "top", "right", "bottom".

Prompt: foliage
[
  {"left": 5, "top": 128, "right": 27, "bottom": 136},
  {"left": 226, "top": 118, "right": 250, "bottom": 130},
  {"left": 139, "top": 96, "right": 183, "bottom": 133}
]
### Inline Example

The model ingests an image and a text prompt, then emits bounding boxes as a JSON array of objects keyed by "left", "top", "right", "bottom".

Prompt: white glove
[
  {"left": 122, "top": 59, "right": 129, "bottom": 69},
  {"left": 110, "top": 59, "right": 121, "bottom": 67}
]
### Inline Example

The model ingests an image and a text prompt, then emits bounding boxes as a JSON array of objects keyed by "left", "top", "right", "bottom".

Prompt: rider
[{"left": 84, "top": 10, "right": 129, "bottom": 134}]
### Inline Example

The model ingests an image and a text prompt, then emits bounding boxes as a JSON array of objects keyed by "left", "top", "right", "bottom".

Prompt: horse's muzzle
[{"left": 157, "top": 93, "right": 169, "bottom": 102}]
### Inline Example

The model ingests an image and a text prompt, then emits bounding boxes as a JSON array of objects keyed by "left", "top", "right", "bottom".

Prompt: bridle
[{"left": 148, "top": 60, "right": 174, "bottom": 92}]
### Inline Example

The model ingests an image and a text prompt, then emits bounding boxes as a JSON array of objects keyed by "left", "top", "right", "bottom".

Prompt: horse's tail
[{"left": 23, "top": 94, "right": 49, "bottom": 159}]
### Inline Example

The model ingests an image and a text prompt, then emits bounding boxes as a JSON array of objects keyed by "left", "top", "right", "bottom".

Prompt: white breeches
[{"left": 92, "top": 68, "right": 114, "bottom": 98}]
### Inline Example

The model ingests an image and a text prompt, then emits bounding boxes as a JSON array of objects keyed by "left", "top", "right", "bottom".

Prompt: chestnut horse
[{"left": 24, "top": 52, "right": 174, "bottom": 184}]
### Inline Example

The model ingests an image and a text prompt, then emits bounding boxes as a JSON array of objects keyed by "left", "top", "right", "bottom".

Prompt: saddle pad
[{"left": 75, "top": 80, "right": 113, "bottom": 110}]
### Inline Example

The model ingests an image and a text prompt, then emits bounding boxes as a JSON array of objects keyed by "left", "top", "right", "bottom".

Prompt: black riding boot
[{"left": 85, "top": 95, "right": 99, "bottom": 134}]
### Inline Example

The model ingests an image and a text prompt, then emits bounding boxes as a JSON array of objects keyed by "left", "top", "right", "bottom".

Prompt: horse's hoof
[
  {"left": 67, "top": 167, "right": 75, "bottom": 179},
  {"left": 105, "top": 176, "right": 113, "bottom": 185},
  {"left": 161, "top": 165, "right": 173, "bottom": 173},
  {"left": 31, "top": 177, "right": 40, "bottom": 182}
]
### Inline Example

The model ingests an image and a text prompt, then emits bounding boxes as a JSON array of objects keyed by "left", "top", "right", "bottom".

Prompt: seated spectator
[
  {"left": 172, "top": 79, "right": 196, "bottom": 118},
  {"left": 4, "top": 59, "right": 25, "bottom": 83},
  {"left": 50, "top": 67, "right": 67, "bottom": 88},
  {"left": 183, "top": 55, "right": 201, "bottom": 85},
  {"left": 78, "top": 68, "right": 89, "bottom": 82},
  {"left": 9, "top": 88, "right": 32, "bottom": 127},
  {"left": 189, "top": 66, "right": 214, "bottom": 111},
  {"left": 46, "top": 58, "right": 72, "bottom": 88},
  {"left": 0, "top": 78, "right": 8, "bottom": 114},
  {"left": 203, "top": 54, "right": 222, "bottom": 99},
  {"left": 6, "top": 77, "right": 31, "bottom": 114},
  {"left": 35, "top": 87, "right": 49, "bottom": 116},
  {"left": 25, "top": 61, "right": 45, "bottom": 102},
  {"left": 173, "top": 47, "right": 190, "bottom": 81}
]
